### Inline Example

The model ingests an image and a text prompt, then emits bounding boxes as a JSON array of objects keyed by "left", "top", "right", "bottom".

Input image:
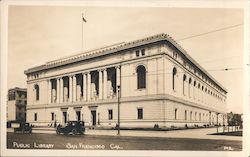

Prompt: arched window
[
  {"left": 190, "top": 111, "right": 192, "bottom": 120},
  {"left": 136, "top": 65, "right": 146, "bottom": 89},
  {"left": 193, "top": 81, "right": 196, "bottom": 99},
  {"left": 201, "top": 86, "right": 204, "bottom": 102},
  {"left": 34, "top": 84, "right": 39, "bottom": 100},
  {"left": 174, "top": 108, "right": 178, "bottom": 120},
  {"left": 183, "top": 74, "right": 186, "bottom": 95},
  {"left": 172, "top": 67, "right": 177, "bottom": 90},
  {"left": 197, "top": 83, "right": 200, "bottom": 100},
  {"left": 189, "top": 78, "right": 192, "bottom": 97}
]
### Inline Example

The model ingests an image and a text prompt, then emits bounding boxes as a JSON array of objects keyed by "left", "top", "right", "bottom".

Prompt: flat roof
[
  {"left": 24, "top": 33, "right": 227, "bottom": 93},
  {"left": 8, "top": 87, "right": 27, "bottom": 92}
]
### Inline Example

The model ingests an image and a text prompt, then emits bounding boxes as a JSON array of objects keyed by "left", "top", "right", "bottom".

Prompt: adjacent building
[
  {"left": 24, "top": 33, "right": 227, "bottom": 128},
  {"left": 7, "top": 87, "right": 27, "bottom": 122}
]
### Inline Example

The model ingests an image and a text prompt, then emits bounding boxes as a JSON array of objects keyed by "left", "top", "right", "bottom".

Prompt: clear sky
[{"left": 8, "top": 6, "right": 244, "bottom": 113}]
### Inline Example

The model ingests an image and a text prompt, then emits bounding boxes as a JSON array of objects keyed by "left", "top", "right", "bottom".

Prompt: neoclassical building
[{"left": 24, "top": 33, "right": 227, "bottom": 128}]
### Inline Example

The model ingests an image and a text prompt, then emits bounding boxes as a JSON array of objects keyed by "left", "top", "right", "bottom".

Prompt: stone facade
[
  {"left": 24, "top": 33, "right": 227, "bottom": 128},
  {"left": 7, "top": 87, "right": 27, "bottom": 121}
]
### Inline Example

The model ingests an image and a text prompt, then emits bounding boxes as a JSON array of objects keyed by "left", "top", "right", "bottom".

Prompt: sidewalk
[{"left": 7, "top": 127, "right": 242, "bottom": 141}]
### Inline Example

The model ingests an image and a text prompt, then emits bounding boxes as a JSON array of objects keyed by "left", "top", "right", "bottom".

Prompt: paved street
[
  {"left": 7, "top": 132, "right": 242, "bottom": 151},
  {"left": 8, "top": 126, "right": 242, "bottom": 141}
]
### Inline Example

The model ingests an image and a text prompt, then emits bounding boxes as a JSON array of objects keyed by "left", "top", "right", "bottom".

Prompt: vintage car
[
  {"left": 56, "top": 121, "right": 85, "bottom": 135},
  {"left": 14, "top": 122, "right": 32, "bottom": 134}
]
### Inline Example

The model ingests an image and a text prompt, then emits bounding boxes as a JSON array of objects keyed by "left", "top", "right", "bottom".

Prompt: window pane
[
  {"left": 108, "top": 109, "right": 113, "bottom": 120},
  {"left": 137, "top": 108, "right": 143, "bottom": 119},
  {"left": 137, "top": 65, "right": 146, "bottom": 89},
  {"left": 34, "top": 113, "right": 37, "bottom": 121},
  {"left": 141, "top": 49, "right": 145, "bottom": 56},
  {"left": 51, "top": 112, "right": 54, "bottom": 121},
  {"left": 136, "top": 50, "right": 140, "bottom": 57}
]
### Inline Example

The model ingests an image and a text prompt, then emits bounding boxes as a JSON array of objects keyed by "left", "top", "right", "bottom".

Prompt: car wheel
[
  {"left": 56, "top": 130, "right": 60, "bottom": 135},
  {"left": 79, "top": 131, "right": 84, "bottom": 135},
  {"left": 72, "top": 129, "right": 77, "bottom": 135}
]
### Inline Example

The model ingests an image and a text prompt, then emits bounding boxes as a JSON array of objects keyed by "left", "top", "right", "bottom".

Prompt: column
[
  {"left": 103, "top": 69, "right": 107, "bottom": 99},
  {"left": 83, "top": 73, "right": 87, "bottom": 101},
  {"left": 60, "top": 77, "right": 63, "bottom": 103},
  {"left": 87, "top": 72, "right": 91, "bottom": 101},
  {"left": 73, "top": 75, "right": 77, "bottom": 102},
  {"left": 116, "top": 66, "right": 121, "bottom": 97},
  {"left": 69, "top": 75, "right": 73, "bottom": 102},
  {"left": 56, "top": 78, "right": 60, "bottom": 103},
  {"left": 48, "top": 79, "right": 51, "bottom": 104},
  {"left": 99, "top": 70, "right": 103, "bottom": 100}
]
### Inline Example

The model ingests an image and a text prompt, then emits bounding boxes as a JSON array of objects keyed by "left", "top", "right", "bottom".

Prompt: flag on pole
[{"left": 82, "top": 13, "right": 87, "bottom": 23}]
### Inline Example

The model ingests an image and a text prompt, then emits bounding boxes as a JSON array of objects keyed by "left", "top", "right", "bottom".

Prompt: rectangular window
[
  {"left": 136, "top": 50, "right": 140, "bottom": 57},
  {"left": 34, "top": 113, "right": 37, "bottom": 121},
  {"left": 137, "top": 108, "right": 143, "bottom": 119},
  {"left": 185, "top": 110, "right": 187, "bottom": 120},
  {"left": 108, "top": 109, "right": 113, "bottom": 120},
  {"left": 141, "top": 49, "right": 145, "bottom": 56},
  {"left": 51, "top": 112, "right": 54, "bottom": 121},
  {"left": 8, "top": 90, "right": 16, "bottom": 100}
]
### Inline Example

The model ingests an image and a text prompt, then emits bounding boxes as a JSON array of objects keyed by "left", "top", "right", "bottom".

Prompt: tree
[{"left": 227, "top": 112, "right": 243, "bottom": 127}]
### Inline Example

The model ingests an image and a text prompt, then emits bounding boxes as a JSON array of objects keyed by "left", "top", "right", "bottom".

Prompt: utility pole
[
  {"left": 117, "top": 85, "right": 120, "bottom": 135},
  {"left": 117, "top": 64, "right": 121, "bottom": 135}
]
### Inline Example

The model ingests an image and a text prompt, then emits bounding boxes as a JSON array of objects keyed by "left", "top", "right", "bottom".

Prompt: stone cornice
[
  {"left": 24, "top": 33, "right": 227, "bottom": 93},
  {"left": 26, "top": 53, "right": 163, "bottom": 84}
]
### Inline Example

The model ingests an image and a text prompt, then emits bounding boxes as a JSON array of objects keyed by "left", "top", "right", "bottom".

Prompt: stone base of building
[{"left": 26, "top": 99, "right": 226, "bottom": 128}]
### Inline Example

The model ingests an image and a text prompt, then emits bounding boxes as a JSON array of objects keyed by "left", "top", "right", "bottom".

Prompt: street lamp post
[{"left": 117, "top": 85, "right": 120, "bottom": 135}]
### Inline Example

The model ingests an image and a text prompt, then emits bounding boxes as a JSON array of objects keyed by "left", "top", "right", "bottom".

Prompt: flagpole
[
  {"left": 81, "top": 13, "right": 87, "bottom": 52},
  {"left": 81, "top": 13, "right": 83, "bottom": 52}
]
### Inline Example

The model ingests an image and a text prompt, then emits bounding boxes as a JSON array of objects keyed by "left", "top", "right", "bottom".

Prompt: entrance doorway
[
  {"left": 76, "top": 111, "right": 81, "bottom": 121},
  {"left": 63, "top": 112, "right": 67, "bottom": 124},
  {"left": 91, "top": 110, "right": 96, "bottom": 126}
]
